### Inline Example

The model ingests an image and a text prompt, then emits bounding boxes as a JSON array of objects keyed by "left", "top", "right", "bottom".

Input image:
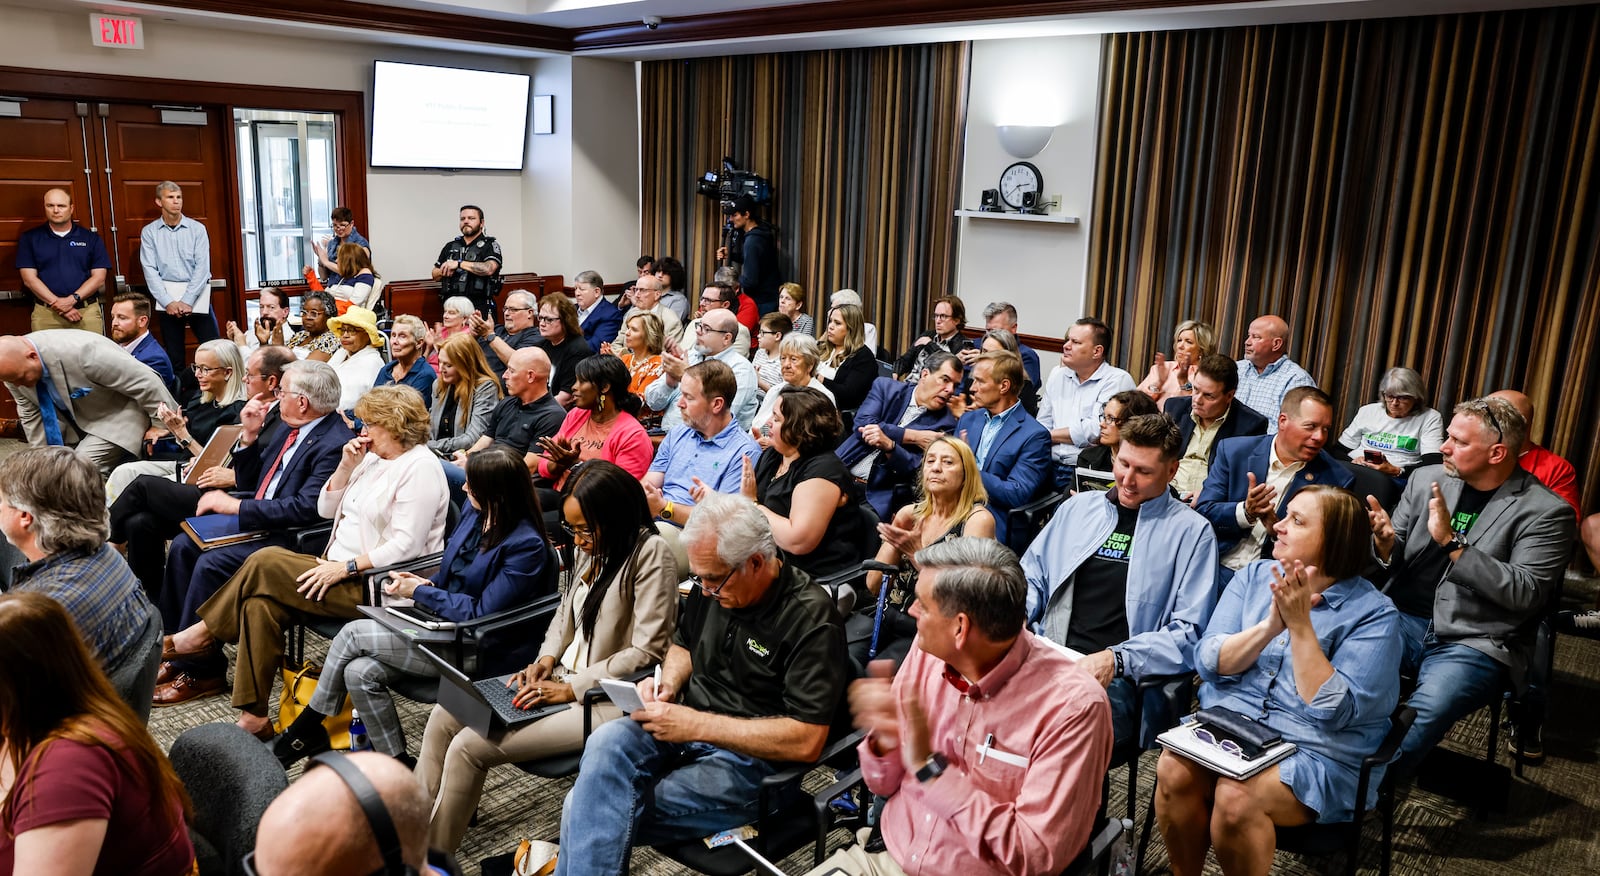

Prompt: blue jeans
[
  {"left": 1396, "top": 611, "right": 1431, "bottom": 675},
  {"left": 1108, "top": 676, "right": 1184, "bottom": 751},
  {"left": 1393, "top": 634, "right": 1507, "bottom": 778},
  {"left": 554, "top": 717, "right": 779, "bottom": 876},
  {"left": 440, "top": 459, "right": 467, "bottom": 510}
]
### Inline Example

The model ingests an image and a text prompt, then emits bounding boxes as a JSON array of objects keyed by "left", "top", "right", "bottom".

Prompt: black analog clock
[{"left": 999, "top": 161, "right": 1043, "bottom": 210}]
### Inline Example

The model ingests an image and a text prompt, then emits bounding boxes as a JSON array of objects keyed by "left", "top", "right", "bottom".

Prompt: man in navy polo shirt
[{"left": 17, "top": 188, "right": 111, "bottom": 334}]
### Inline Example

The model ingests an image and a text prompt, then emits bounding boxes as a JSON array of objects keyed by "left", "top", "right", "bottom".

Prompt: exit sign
[{"left": 91, "top": 14, "right": 144, "bottom": 49}]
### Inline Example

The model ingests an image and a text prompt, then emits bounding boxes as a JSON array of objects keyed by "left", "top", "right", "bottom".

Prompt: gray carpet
[{"left": 143, "top": 573, "right": 1600, "bottom": 875}]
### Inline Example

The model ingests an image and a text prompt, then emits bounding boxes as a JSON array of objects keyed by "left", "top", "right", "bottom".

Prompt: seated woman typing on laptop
[
  {"left": 271, "top": 445, "right": 556, "bottom": 768},
  {"left": 158, "top": 385, "right": 450, "bottom": 739},
  {"left": 1154, "top": 486, "right": 1401, "bottom": 876},
  {"left": 416, "top": 460, "right": 678, "bottom": 855}
]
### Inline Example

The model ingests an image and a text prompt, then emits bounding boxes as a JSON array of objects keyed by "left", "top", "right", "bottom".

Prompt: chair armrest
[
  {"left": 1007, "top": 489, "right": 1065, "bottom": 528},
  {"left": 454, "top": 592, "right": 562, "bottom": 639},
  {"left": 364, "top": 554, "right": 444, "bottom": 604},
  {"left": 816, "top": 766, "right": 864, "bottom": 805},
  {"left": 759, "top": 729, "right": 867, "bottom": 793},
  {"left": 293, "top": 523, "right": 335, "bottom": 556},
  {"left": 1364, "top": 705, "right": 1417, "bottom": 771}
]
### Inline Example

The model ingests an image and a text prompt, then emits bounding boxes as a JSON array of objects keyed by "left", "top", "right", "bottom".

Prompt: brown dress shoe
[
  {"left": 156, "top": 660, "right": 181, "bottom": 686},
  {"left": 152, "top": 671, "right": 227, "bottom": 706}
]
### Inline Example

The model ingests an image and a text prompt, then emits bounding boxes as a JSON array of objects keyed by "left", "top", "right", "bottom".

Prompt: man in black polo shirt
[
  {"left": 430, "top": 204, "right": 502, "bottom": 316},
  {"left": 447, "top": 347, "right": 563, "bottom": 493},
  {"left": 553, "top": 492, "right": 846, "bottom": 875},
  {"left": 17, "top": 188, "right": 111, "bottom": 334},
  {"left": 470, "top": 290, "right": 541, "bottom": 378}
]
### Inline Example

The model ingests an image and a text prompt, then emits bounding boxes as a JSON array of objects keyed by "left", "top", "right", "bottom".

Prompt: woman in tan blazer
[{"left": 416, "top": 460, "right": 679, "bottom": 854}]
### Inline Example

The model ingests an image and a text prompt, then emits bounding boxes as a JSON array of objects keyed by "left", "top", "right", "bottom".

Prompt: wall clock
[{"left": 999, "top": 161, "right": 1043, "bottom": 210}]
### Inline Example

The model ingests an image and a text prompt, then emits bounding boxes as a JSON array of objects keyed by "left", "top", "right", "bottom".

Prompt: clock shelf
[{"left": 954, "top": 210, "right": 1080, "bottom": 224}]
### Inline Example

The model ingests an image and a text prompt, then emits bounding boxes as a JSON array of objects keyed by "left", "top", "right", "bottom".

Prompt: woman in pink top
[
  {"left": 0, "top": 592, "right": 195, "bottom": 876},
  {"left": 538, "top": 354, "right": 653, "bottom": 485}
]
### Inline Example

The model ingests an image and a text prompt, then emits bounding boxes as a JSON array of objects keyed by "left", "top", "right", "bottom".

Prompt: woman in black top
[
  {"left": 817, "top": 303, "right": 878, "bottom": 420},
  {"left": 534, "top": 292, "right": 595, "bottom": 406},
  {"left": 1076, "top": 389, "right": 1160, "bottom": 472},
  {"left": 721, "top": 386, "right": 863, "bottom": 578}
]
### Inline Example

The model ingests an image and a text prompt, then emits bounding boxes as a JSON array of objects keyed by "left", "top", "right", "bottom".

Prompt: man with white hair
[
  {"left": 646, "top": 307, "right": 760, "bottom": 431},
  {"left": 472, "top": 289, "right": 542, "bottom": 378},
  {"left": 552, "top": 492, "right": 846, "bottom": 876}
]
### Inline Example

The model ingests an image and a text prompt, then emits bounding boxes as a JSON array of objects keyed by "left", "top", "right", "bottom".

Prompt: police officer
[
  {"left": 17, "top": 188, "right": 111, "bottom": 333},
  {"left": 431, "top": 204, "right": 502, "bottom": 316}
]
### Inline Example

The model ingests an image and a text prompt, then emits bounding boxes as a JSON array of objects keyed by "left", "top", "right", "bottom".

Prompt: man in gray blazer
[
  {"left": 1370, "top": 396, "right": 1574, "bottom": 776},
  {"left": 0, "top": 331, "right": 178, "bottom": 476}
]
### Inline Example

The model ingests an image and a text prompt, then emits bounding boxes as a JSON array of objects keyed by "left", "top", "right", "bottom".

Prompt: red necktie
[{"left": 254, "top": 427, "right": 301, "bottom": 500}]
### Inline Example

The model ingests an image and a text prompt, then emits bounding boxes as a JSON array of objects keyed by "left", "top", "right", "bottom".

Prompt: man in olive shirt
[
  {"left": 1163, "top": 353, "right": 1269, "bottom": 499},
  {"left": 553, "top": 492, "right": 846, "bottom": 876}
]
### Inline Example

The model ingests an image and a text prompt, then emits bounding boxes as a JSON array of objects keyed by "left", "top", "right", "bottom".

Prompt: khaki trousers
[
  {"left": 197, "top": 546, "right": 363, "bottom": 716},
  {"left": 802, "top": 829, "right": 908, "bottom": 876},
  {"left": 416, "top": 698, "right": 624, "bottom": 853},
  {"left": 32, "top": 302, "right": 104, "bottom": 334}
]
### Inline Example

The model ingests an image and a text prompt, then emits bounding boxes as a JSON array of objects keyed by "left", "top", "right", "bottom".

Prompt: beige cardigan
[{"left": 538, "top": 531, "right": 679, "bottom": 696}]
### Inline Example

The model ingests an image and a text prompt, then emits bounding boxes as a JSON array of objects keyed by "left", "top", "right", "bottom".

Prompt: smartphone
[{"left": 1363, "top": 449, "right": 1385, "bottom": 465}]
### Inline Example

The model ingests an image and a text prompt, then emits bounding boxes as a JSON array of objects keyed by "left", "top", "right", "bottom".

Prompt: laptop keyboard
[{"left": 477, "top": 674, "right": 524, "bottom": 721}]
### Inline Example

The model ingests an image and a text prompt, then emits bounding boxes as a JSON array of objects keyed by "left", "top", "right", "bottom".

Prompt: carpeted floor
[{"left": 140, "top": 574, "right": 1600, "bottom": 876}]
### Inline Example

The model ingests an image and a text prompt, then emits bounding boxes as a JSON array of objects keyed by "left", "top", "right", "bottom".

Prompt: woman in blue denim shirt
[{"left": 1155, "top": 486, "right": 1401, "bottom": 876}]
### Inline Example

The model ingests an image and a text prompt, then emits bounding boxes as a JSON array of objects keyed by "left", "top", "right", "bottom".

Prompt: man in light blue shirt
[
  {"left": 1235, "top": 314, "right": 1316, "bottom": 433},
  {"left": 139, "top": 181, "right": 218, "bottom": 374},
  {"left": 645, "top": 307, "right": 759, "bottom": 431},
  {"left": 1038, "top": 318, "right": 1136, "bottom": 485}
]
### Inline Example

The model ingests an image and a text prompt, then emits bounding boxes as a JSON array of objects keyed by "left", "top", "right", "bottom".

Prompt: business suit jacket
[
  {"left": 538, "top": 532, "right": 679, "bottom": 698},
  {"left": 1387, "top": 465, "right": 1574, "bottom": 687},
  {"left": 7, "top": 330, "right": 177, "bottom": 456},
  {"left": 579, "top": 298, "right": 624, "bottom": 354},
  {"left": 230, "top": 414, "right": 355, "bottom": 532},
  {"left": 955, "top": 405, "right": 1053, "bottom": 551},
  {"left": 835, "top": 377, "right": 958, "bottom": 519},
  {"left": 1196, "top": 434, "right": 1354, "bottom": 556},
  {"left": 128, "top": 332, "right": 177, "bottom": 395},
  {"left": 1164, "top": 396, "right": 1269, "bottom": 465}
]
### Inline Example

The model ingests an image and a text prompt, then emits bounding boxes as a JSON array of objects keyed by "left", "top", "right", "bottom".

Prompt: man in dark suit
[
  {"left": 1163, "top": 352, "right": 1269, "bottom": 500},
  {"left": 1370, "top": 397, "right": 1575, "bottom": 774},
  {"left": 836, "top": 352, "right": 963, "bottom": 520},
  {"left": 149, "top": 359, "right": 354, "bottom": 705},
  {"left": 108, "top": 291, "right": 177, "bottom": 394},
  {"left": 574, "top": 270, "right": 623, "bottom": 355},
  {"left": 955, "top": 351, "right": 1053, "bottom": 552},
  {"left": 1196, "top": 386, "right": 1352, "bottom": 577}
]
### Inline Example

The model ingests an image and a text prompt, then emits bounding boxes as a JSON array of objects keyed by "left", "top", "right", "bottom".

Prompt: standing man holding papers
[{"left": 140, "top": 181, "right": 219, "bottom": 372}]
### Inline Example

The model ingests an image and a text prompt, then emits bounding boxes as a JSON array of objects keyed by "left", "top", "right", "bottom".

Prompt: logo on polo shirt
[
  {"left": 68, "top": 240, "right": 88, "bottom": 247},
  {"left": 745, "top": 637, "right": 770, "bottom": 659}
]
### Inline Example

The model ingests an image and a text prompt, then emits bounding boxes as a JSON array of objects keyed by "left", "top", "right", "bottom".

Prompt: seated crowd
[{"left": 0, "top": 241, "right": 1591, "bottom": 876}]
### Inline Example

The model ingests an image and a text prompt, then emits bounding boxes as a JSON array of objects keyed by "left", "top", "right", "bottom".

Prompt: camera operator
[
  {"left": 715, "top": 195, "right": 781, "bottom": 315},
  {"left": 431, "top": 205, "right": 502, "bottom": 317}
]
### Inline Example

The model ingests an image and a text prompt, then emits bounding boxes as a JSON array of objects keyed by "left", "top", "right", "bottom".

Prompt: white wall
[
  {"left": 0, "top": 7, "right": 641, "bottom": 284},
  {"left": 957, "top": 35, "right": 1103, "bottom": 378}
]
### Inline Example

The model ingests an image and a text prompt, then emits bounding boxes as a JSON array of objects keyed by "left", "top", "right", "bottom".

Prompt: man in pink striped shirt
[{"left": 809, "top": 538, "right": 1114, "bottom": 876}]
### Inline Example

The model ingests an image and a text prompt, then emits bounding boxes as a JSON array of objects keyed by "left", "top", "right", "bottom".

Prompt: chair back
[{"left": 169, "top": 724, "right": 289, "bottom": 876}]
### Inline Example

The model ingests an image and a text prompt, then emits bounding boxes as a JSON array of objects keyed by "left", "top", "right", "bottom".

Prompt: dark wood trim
[
  {"left": 963, "top": 326, "right": 1064, "bottom": 353},
  {"left": 570, "top": 0, "right": 1264, "bottom": 51},
  {"left": 143, "top": 0, "right": 569, "bottom": 52}
]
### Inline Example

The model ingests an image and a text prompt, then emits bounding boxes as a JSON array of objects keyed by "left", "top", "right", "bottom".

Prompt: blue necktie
[{"left": 34, "top": 365, "right": 65, "bottom": 446}]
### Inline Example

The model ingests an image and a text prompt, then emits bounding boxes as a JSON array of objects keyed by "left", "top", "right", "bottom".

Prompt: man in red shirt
[{"left": 814, "top": 537, "right": 1113, "bottom": 876}]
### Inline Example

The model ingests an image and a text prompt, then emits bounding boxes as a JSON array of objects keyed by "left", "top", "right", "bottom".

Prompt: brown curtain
[
  {"left": 1088, "top": 8, "right": 1600, "bottom": 508},
  {"left": 640, "top": 43, "right": 969, "bottom": 358}
]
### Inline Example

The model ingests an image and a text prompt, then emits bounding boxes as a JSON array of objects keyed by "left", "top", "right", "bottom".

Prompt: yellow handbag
[{"left": 275, "top": 658, "right": 354, "bottom": 749}]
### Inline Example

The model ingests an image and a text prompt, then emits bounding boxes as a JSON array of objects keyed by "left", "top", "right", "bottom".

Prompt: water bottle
[{"left": 349, "top": 709, "right": 371, "bottom": 752}]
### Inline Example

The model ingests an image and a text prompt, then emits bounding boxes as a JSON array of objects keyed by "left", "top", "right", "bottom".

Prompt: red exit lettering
[{"left": 95, "top": 16, "right": 139, "bottom": 47}]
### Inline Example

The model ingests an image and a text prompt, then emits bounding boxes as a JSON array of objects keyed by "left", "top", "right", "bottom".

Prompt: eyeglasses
[
  {"left": 560, "top": 520, "right": 594, "bottom": 541},
  {"left": 1462, "top": 399, "right": 1506, "bottom": 443},
  {"left": 504, "top": 305, "right": 533, "bottom": 314},
  {"left": 1192, "top": 727, "right": 1245, "bottom": 757},
  {"left": 1099, "top": 413, "right": 1128, "bottom": 426},
  {"left": 759, "top": 329, "right": 782, "bottom": 337},
  {"left": 192, "top": 363, "right": 231, "bottom": 376},
  {"left": 933, "top": 312, "right": 955, "bottom": 321},
  {"left": 696, "top": 324, "right": 733, "bottom": 336},
  {"left": 537, "top": 315, "right": 561, "bottom": 323},
  {"left": 687, "top": 566, "right": 737, "bottom": 596}
]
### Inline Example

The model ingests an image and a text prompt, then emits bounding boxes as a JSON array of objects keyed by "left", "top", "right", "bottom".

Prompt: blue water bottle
[{"left": 349, "top": 709, "right": 371, "bottom": 752}]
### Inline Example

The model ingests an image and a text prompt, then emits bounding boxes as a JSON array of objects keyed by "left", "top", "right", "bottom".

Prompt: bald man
[
  {"left": 1234, "top": 314, "right": 1316, "bottom": 433},
  {"left": 0, "top": 332, "right": 177, "bottom": 476},
  {"left": 1488, "top": 389, "right": 1579, "bottom": 515},
  {"left": 17, "top": 188, "right": 111, "bottom": 334},
  {"left": 252, "top": 752, "right": 450, "bottom": 875}
]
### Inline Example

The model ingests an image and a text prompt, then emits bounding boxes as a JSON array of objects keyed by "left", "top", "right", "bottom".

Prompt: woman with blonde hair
[
  {"left": 856, "top": 435, "right": 994, "bottom": 669},
  {"left": 0, "top": 592, "right": 195, "bottom": 874},
  {"left": 604, "top": 311, "right": 667, "bottom": 426},
  {"left": 817, "top": 302, "right": 878, "bottom": 415},
  {"left": 1141, "top": 319, "right": 1217, "bottom": 404},
  {"left": 429, "top": 332, "right": 503, "bottom": 456},
  {"left": 327, "top": 242, "right": 378, "bottom": 314}
]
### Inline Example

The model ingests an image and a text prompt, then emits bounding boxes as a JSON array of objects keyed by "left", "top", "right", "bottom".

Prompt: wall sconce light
[{"left": 996, "top": 125, "right": 1055, "bottom": 159}]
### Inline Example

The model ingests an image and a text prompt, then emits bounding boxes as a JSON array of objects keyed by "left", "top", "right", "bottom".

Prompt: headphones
[{"left": 308, "top": 752, "right": 418, "bottom": 876}]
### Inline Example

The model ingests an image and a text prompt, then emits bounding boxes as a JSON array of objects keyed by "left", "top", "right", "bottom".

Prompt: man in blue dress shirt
[
  {"left": 139, "top": 181, "right": 219, "bottom": 373},
  {"left": 16, "top": 188, "right": 111, "bottom": 334}
]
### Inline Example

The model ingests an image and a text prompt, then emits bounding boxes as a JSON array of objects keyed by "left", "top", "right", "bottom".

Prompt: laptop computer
[{"left": 417, "top": 646, "right": 569, "bottom": 740}]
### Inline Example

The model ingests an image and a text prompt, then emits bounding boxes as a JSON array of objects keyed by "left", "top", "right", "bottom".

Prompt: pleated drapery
[
  {"left": 1088, "top": 7, "right": 1600, "bottom": 508},
  {"left": 640, "top": 43, "right": 970, "bottom": 359}
]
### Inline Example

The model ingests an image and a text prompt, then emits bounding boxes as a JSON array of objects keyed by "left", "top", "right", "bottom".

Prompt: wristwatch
[
  {"left": 1442, "top": 537, "right": 1466, "bottom": 555},
  {"left": 346, "top": 559, "right": 359, "bottom": 575},
  {"left": 915, "top": 752, "right": 948, "bottom": 784}
]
